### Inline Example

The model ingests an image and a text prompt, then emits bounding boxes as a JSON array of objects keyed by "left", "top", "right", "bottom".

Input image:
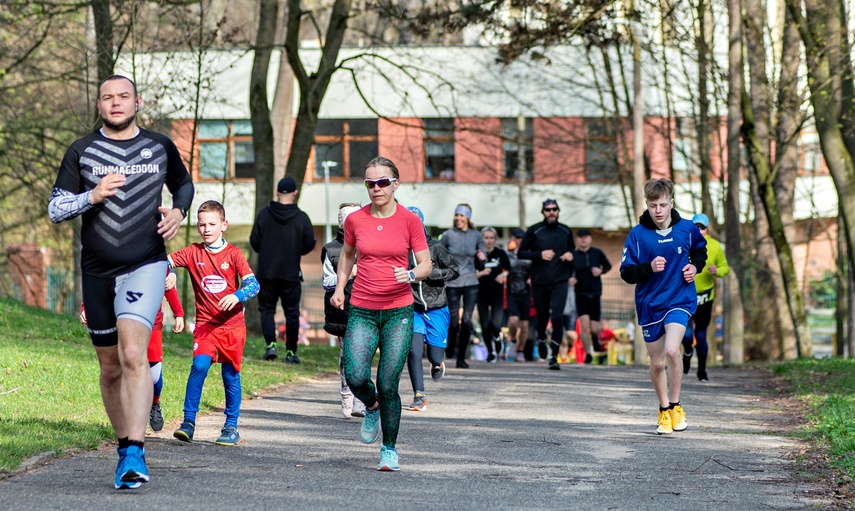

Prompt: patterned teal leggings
[{"left": 343, "top": 304, "right": 413, "bottom": 448}]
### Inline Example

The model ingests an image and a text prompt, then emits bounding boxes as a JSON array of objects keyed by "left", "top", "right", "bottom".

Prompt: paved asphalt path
[{"left": 0, "top": 360, "right": 833, "bottom": 510}]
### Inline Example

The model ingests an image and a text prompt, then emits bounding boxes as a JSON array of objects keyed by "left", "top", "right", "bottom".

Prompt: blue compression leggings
[{"left": 182, "top": 355, "right": 241, "bottom": 427}]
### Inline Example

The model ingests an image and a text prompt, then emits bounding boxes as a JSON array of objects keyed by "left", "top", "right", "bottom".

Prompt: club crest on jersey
[
  {"left": 202, "top": 275, "right": 228, "bottom": 293},
  {"left": 377, "top": 225, "right": 383, "bottom": 231},
  {"left": 221, "top": 262, "right": 230, "bottom": 270},
  {"left": 141, "top": 148, "right": 153, "bottom": 159}
]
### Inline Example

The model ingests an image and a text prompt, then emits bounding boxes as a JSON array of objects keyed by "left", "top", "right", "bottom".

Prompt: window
[
  {"left": 424, "top": 118, "right": 455, "bottom": 180},
  {"left": 672, "top": 117, "right": 697, "bottom": 180},
  {"left": 584, "top": 118, "right": 619, "bottom": 181},
  {"left": 197, "top": 120, "right": 254, "bottom": 180},
  {"left": 800, "top": 132, "right": 822, "bottom": 174},
  {"left": 502, "top": 118, "right": 533, "bottom": 181},
  {"left": 313, "top": 119, "right": 378, "bottom": 180}
]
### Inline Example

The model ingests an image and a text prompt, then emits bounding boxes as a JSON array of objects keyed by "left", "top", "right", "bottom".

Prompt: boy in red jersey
[{"left": 166, "top": 200, "right": 259, "bottom": 446}]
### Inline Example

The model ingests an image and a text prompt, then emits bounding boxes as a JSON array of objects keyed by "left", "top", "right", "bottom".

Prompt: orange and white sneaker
[
  {"left": 670, "top": 405, "right": 688, "bottom": 432},
  {"left": 656, "top": 409, "right": 673, "bottom": 435}
]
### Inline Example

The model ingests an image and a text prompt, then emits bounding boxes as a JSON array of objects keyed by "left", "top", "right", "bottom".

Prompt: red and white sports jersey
[{"left": 169, "top": 242, "right": 253, "bottom": 329}]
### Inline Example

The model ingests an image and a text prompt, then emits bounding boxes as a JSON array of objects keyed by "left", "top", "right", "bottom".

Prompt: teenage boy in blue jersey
[{"left": 620, "top": 178, "right": 707, "bottom": 435}]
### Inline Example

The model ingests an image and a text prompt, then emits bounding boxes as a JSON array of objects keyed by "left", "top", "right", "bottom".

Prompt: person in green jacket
[{"left": 682, "top": 213, "right": 729, "bottom": 382}]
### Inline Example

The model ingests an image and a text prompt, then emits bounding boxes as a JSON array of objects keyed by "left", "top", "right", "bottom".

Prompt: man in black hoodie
[
  {"left": 250, "top": 177, "right": 316, "bottom": 363},
  {"left": 518, "top": 198, "right": 575, "bottom": 370}
]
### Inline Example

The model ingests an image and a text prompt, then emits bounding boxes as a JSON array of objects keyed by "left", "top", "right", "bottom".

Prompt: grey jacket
[{"left": 438, "top": 227, "right": 486, "bottom": 288}]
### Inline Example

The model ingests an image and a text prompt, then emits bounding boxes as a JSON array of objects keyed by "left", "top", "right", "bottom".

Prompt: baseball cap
[
  {"left": 277, "top": 177, "right": 297, "bottom": 194},
  {"left": 576, "top": 228, "right": 591, "bottom": 236},
  {"left": 542, "top": 198, "right": 559, "bottom": 210},
  {"left": 512, "top": 227, "right": 526, "bottom": 238},
  {"left": 692, "top": 213, "right": 710, "bottom": 228}
]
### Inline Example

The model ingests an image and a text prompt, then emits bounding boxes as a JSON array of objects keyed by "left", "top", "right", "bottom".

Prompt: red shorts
[
  {"left": 193, "top": 324, "right": 247, "bottom": 372},
  {"left": 148, "top": 327, "right": 163, "bottom": 363}
]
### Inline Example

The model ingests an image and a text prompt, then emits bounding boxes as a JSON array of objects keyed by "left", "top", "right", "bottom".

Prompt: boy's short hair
[
  {"left": 198, "top": 200, "right": 226, "bottom": 220},
  {"left": 643, "top": 178, "right": 674, "bottom": 202}
]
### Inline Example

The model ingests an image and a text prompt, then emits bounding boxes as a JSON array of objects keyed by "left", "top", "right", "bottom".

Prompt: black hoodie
[{"left": 250, "top": 201, "right": 316, "bottom": 281}]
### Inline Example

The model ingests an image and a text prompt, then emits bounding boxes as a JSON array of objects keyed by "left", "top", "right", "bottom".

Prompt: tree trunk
[
  {"left": 724, "top": 0, "right": 745, "bottom": 364},
  {"left": 787, "top": 0, "right": 855, "bottom": 323},
  {"left": 849, "top": 257, "right": 855, "bottom": 358},
  {"left": 696, "top": 0, "right": 714, "bottom": 220},
  {"left": 837, "top": 214, "right": 848, "bottom": 356},
  {"left": 91, "top": 0, "right": 114, "bottom": 91},
  {"left": 744, "top": 0, "right": 795, "bottom": 359},
  {"left": 251, "top": 0, "right": 279, "bottom": 216},
  {"left": 246, "top": 0, "right": 280, "bottom": 335},
  {"left": 742, "top": 88, "right": 814, "bottom": 356},
  {"left": 774, "top": 8, "right": 801, "bottom": 246},
  {"left": 283, "top": 0, "right": 353, "bottom": 188}
]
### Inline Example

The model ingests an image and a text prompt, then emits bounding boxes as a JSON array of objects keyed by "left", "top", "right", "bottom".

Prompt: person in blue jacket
[{"left": 620, "top": 178, "right": 707, "bottom": 435}]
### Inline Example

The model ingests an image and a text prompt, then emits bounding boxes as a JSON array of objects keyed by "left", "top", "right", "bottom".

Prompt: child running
[
  {"left": 322, "top": 202, "right": 367, "bottom": 418},
  {"left": 167, "top": 200, "right": 259, "bottom": 445},
  {"left": 405, "top": 206, "right": 459, "bottom": 412},
  {"left": 620, "top": 178, "right": 707, "bottom": 434}
]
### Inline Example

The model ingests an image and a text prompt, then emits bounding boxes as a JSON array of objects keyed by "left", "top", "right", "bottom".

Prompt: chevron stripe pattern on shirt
[{"left": 54, "top": 128, "right": 190, "bottom": 277}]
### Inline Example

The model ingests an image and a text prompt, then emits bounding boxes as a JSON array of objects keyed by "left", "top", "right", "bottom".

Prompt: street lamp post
[
  {"left": 321, "top": 160, "right": 338, "bottom": 245},
  {"left": 321, "top": 160, "right": 338, "bottom": 348}
]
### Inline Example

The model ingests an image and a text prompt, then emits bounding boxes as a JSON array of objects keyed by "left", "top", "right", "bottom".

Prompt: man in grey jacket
[{"left": 250, "top": 177, "right": 316, "bottom": 363}]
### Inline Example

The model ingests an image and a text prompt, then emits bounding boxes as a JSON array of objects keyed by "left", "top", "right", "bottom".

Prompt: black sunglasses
[
  {"left": 543, "top": 207, "right": 559, "bottom": 213},
  {"left": 364, "top": 177, "right": 398, "bottom": 189}
]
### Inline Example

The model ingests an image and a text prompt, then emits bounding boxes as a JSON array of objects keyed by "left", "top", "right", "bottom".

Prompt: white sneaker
[
  {"left": 516, "top": 352, "right": 526, "bottom": 362},
  {"left": 341, "top": 393, "right": 354, "bottom": 418},
  {"left": 351, "top": 398, "right": 366, "bottom": 418}
]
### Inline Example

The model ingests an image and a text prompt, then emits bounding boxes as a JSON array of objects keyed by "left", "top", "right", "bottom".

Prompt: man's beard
[
  {"left": 545, "top": 216, "right": 558, "bottom": 224},
  {"left": 101, "top": 113, "right": 136, "bottom": 132}
]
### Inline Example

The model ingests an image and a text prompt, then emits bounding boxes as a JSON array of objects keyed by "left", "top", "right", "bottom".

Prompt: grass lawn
[
  {"left": 771, "top": 357, "right": 855, "bottom": 484},
  {"left": 0, "top": 298, "right": 338, "bottom": 474}
]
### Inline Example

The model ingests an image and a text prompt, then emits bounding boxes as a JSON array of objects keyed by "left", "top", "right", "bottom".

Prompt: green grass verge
[
  {"left": 770, "top": 358, "right": 855, "bottom": 481},
  {"left": 0, "top": 298, "right": 338, "bottom": 474}
]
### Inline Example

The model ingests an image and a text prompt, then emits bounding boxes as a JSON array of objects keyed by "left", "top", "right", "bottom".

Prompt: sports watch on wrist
[{"left": 407, "top": 270, "right": 416, "bottom": 283}]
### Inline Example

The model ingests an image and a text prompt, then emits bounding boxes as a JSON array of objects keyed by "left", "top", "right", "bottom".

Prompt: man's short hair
[
  {"left": 643, "top": 178, "right": 674, "bottom": 202},
  {"left": 100, "top": 75, "right": 138, "bottom": 97},
  {"left": 198, "top": 200, "right": 226, "bottom": 220}
]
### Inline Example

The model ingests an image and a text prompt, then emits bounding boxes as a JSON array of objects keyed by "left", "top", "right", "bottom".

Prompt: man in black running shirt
[
  {"left": 518, "top": 198, "right": 575, "bottom": 370},
  {"left": 48, "top": 75, "right": 194, "bottom": 490}
]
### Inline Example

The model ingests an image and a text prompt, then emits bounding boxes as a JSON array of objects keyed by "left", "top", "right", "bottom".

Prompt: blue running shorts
[
  {"left": 641, "top": 308, "right": 691, "bottom": 343},
  {"left": 414, "top": 306, "right": 450, "bottom": 349}
]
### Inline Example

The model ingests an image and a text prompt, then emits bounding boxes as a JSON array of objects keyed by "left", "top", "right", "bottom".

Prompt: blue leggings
[
  {"left": 182, "top": 355, "right": 242, "bottom": 427},
  {"left": 343, "top": 305, "right": 413, "bottom": 448}
]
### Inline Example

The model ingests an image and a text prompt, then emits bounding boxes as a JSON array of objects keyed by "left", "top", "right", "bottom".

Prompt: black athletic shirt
[{"left": 51, "top": 128, "right": 194, "bottom": 278}]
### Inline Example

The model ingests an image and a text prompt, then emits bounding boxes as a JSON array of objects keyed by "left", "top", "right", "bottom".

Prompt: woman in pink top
[{"left": 331, "top": 156, "right": 431, "bottom": 472}]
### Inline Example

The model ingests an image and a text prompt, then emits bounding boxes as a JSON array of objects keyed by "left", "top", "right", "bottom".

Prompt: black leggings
[
  {"left": 477, "top": 288, "right": 504, "bottom": 355},
  {"left": 343, "top": 304, "right": 413, "bottom": 449},
  {"left": 407, "top": 332, "right": 445, "bottom": 393},
  {"left": 446, "top": 285, "right": 478, "bottom": 361},
  {"left": 532, "top": 282, "right": 569, "bottom": 358}
]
